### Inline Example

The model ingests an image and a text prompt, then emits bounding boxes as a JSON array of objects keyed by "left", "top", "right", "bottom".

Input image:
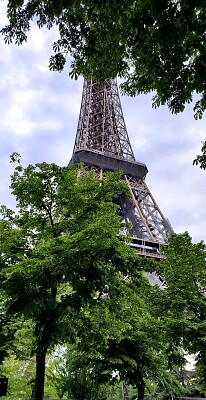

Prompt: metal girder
[
  {"left": 73, "top": 79, "right": 135, "bottom": 161},
  {"left": 123, "top": 175, "right": 173, "bottom": 243}
]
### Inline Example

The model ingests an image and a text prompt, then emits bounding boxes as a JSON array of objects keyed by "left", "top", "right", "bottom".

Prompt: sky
[{"left": 0, "top": 4, "right": 206, "bottom": 244}]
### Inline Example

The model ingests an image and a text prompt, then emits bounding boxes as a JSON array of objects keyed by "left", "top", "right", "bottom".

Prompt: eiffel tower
[{"left": 70, "top": 79, "right": 173, "bottom": 259}]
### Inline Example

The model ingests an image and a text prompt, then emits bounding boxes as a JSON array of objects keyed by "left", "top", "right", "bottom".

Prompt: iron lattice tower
[{"left": 70, "top": 79, "right": 173, "bottom": 259}]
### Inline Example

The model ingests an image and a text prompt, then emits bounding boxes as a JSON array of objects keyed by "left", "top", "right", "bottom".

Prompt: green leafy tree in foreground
[
  {"left": 57, "top": 260, "right": 185, "bottom": 400},
  {"left": 2, "top": 0, "right": 206, "bottom": 117},
  {"left": 160, "top": 232, "right": 206, "bottom": 397},
  {"left": 0, "top": 153, "right": 140, "bottom": 400},
  {"left": 89, "top": 282, "right": 186, "bottom": 400},
  {"left": 47, "top": 346, "right": 109, "bottom": 400}
]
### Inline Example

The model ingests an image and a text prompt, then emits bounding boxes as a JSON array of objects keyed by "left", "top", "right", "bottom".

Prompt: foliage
[
  {"left": 0, "top": 297, "right": 15, "bottom": 366},
  {"left": 1, "top": 154, "right": 205, "bottom": 399},
  {"left": 0, "top": 320, "right": 34, "bottom": 397},
  {"left": 47, "top": 346, "right": 109, "bottom": 400},
  {"left": 193, "top": 141, "right": 206, "bottom": 169},
  {"left": 0, "top": 352, "right": 35, "bottom": 398},
  {"left": 0, "top": 153, "right": 140, "bottom": 399},
  {"left": 2, "top": 1, "right": 206, "bottom": 116},
  {"left": 64, "top": 264, "right": 185, "bottom": 400},
  {"left": 160, "top": 232, "right": 206, "bottom": 351},
  {"left": 160, "top": 232, "right": 206, "bottom": 395},
  {"left": 45, "top": 257, "right": 162, "bottom": 399},
  {"left": 144, "top": 370, "right": 187, "bottom": 400},
  {"left": 45, "top": 233, "right": 200, "bottom": 400},
  {"left": 44, "top": 231, "right": 206, "bottom": 399},
  {"left": 0, "top": 287, "right": 21, "bottom": 369},
  {"left": 0, "top": 320, "right": 40, "bottom": 398},
  {"left": 0, "top": 320, "right": 60, "bottom": 399}
]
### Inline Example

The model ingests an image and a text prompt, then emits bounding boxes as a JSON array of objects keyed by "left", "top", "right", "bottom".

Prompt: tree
[
  {"left": 65, "top": 262, "right": 186, "bottom": 400},
  {"left": 47, "top": 345, "right": 109, "bottom": 400},
  {"left": 159, "top": 232, "right": 206, "bottom": 396},
  {"left": 0, "top": 154, "right": 140, "bottom": 400},
  {"left": 2, "top": 1, "right": 206, "bottom": 117}
]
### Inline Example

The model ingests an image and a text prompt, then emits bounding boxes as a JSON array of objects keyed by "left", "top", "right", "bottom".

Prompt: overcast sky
[{"left": 0, "top": 4, "right": 206, "bottom": 244}]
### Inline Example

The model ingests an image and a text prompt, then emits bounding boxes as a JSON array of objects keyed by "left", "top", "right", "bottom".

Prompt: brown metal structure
[{"left": 70, "top": 79, "right": 173, "bottom": 258}]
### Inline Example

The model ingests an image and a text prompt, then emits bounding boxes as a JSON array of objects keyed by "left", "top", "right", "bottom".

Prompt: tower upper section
[{"left": 71, "top": 79, "right": 148, "bottom": 179}]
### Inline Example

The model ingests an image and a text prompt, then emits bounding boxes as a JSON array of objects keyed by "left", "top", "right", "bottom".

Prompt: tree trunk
[
  {"left": 137, "top": 378, "right": 145, "bottom": 400},
  {"left": 32, "top": 349, "right": 46, "bottom": 400}
]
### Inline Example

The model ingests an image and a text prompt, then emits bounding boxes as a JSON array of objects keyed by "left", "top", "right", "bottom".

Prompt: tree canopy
[
  {"left": 2, "top": 0, "right": 206, "bottom": 117},
  {"left": 0, "top": 154, "right": 142, "bottom": 400},
  {"left": 1, "top": 155, "right": 206, "bottom": 399},
  {"left": 160, "top": 232, "right": 206, "bottom": 396},
  {"left": 0, "top": 153, "right": 189, "bottom": 400}
]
